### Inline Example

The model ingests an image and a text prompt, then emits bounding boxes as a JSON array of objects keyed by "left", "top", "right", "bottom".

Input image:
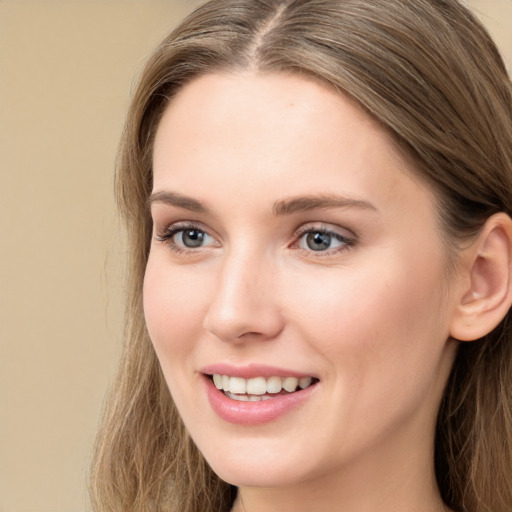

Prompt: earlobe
[{"left": 450, "top": 213, "right": 512, "bottom": 342}]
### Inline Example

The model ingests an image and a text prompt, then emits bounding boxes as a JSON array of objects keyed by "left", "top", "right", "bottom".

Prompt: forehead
[{"left": 152, "top": 71, "right": 432, "bottom": 219}]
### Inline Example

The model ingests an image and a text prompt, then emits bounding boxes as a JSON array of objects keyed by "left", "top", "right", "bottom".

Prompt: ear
[{"left": 450, "top": 213, "right": 512, "bottom": 342}]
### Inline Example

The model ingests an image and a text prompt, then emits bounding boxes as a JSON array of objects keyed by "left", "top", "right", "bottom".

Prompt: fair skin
[{"left": 144, "top": 72, "right": 466, "bottom": 512}]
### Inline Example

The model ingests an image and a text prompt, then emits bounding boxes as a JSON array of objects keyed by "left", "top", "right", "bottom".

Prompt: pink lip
[
  {"left": 202, "top": 374, "right": 318, "bottom": 425},
  {"left": 200, "top": 363, "right": 315, "bottom": 379}
]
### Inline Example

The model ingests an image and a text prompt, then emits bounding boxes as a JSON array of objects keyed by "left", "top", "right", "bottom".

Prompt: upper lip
[{"left": 199, "top": 363, "right": 317, "bottom": 379}]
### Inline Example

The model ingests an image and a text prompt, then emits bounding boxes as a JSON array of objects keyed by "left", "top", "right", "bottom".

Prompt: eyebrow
[
  {"left": 272, "top": 194, "right": 377, "bottom": 216},
  {"left": 148, "top": 191, "right": 377, "bottom": 216},
  {"left": 147, "top": 191, "right": 211, "bottom": 214}
]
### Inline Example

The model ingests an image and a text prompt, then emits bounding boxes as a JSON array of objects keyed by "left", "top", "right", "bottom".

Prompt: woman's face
[{"left": 145, "top": 72, "right": 459, "bottom": 490}]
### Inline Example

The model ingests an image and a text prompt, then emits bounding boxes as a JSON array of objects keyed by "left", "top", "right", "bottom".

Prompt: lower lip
[{"left": 203, "top": 376, "right": 318, "bottom": 425}]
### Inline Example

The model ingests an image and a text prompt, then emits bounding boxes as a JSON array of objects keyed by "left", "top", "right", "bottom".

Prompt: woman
[{"left": 90, "top": 1, "right": 512, "bottom": 511}]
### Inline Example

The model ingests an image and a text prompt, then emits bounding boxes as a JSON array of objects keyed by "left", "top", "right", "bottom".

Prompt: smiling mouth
[{"left": 209, "top": 374, "right": 319, "bottom": 402}]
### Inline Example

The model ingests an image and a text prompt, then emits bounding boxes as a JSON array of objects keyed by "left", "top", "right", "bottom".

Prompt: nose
[{"left": 203, "top": 251, "right": 285, "bottom": 343}]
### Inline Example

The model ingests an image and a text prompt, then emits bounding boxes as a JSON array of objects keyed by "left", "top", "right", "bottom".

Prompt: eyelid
[
  {"left": 293, "top": 222, "right": 356, "bottom": 241},
  {"left": 155, "top": 219, "right": 213, "bottom": 236}
]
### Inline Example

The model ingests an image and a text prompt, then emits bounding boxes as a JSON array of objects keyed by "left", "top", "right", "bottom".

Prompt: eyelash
[{"left": 155, "top": 222, "right": 356, "bottom": 257}]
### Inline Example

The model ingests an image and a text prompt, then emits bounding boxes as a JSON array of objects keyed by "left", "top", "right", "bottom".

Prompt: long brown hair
[{"left": 89, "top": 1, "right": 512, "bottom": 511}]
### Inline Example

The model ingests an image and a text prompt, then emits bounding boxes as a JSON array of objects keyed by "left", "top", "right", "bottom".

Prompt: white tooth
[
  {"left": 246, "top": 377, "right": 267, "bottom": 395},
  {"left": 213, "top": 374, "right": 223, "bottom": 390},
  {"left": 226, "top": 392, "right": 251, "bottom": 401},
  {"left": 282, "top": 377, "right": 299, "bottom": 392},
  {"left": 226, "top": 392, "right": 268, "bottom": 402},
  {"left": 229, "top": 376, "right": 247, "bottom": 394},
  {"left": 225, "top": 390, "right": 279, "bottom": 402},
  {"left": 299, "top": 377, "right": 312, "bottom": 389},
  {"left": 266, "top": 376, "right": 282, "bottom": 394},
  {"left": 222, "top": 375, "right": 230, "bottom": 392}
]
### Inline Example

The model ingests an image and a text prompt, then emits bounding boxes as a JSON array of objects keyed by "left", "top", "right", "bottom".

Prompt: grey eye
[
  {"left": 177, "top": 229, "right": 207, "bottom": 248},
  {"left": 298, "top": 230, "right": 348, "bottom": 252},
  {"left": 305, "top": 231, "right": 333, "bottom": 251}
]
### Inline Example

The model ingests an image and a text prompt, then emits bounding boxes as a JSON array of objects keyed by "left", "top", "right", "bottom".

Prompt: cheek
[
  {"left": 143, "top": 256, "right": 209, "bottom": 361},
  {"left": 283, "top": 256, "right": 453, "bottom": 449},
  {"left": 142, "top": 256, "right": 215, "bottom": 425},
  {"left": 284, "top": 251, "right": 450, "bottom": 378}
]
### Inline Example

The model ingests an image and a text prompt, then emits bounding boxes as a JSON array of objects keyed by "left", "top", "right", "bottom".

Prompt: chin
[
  {"left": 195, "top": 436, "right": 317, "bottom": 488},
  {"left": 210, "top": 460, "right": 304, "bottom": 488}
]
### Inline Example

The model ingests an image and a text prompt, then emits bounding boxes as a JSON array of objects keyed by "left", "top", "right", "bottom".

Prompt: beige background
[{"left": 0, "top": 1, "right": 510, "bottom": 511}]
